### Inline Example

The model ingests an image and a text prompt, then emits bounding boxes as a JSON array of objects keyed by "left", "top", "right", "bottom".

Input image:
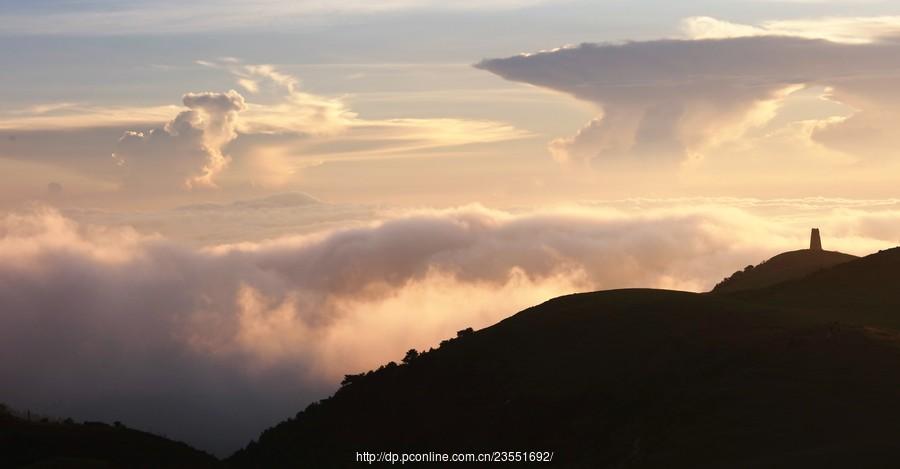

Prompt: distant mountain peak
[
  {"left": 175, "top": 192, "right": 322, "bottom": 211},
  {"left": 230, "top": 192, "right": 322, "bottom": 209}
]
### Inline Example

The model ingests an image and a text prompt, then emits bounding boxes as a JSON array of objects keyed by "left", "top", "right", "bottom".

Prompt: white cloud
[
  {"left": 682, "top": 16, "right": 900, "bottom": 44},
  {"left": 476, "top": 33, "right": 900, "bottom": 167},
  {"left": 0, "top": 104, "right": 183, "bottom": 131},
  {"left": 2, "top": 199, "right": 897, "bottom": 453},
  {"left": 113, "top": 90, "right": 246, "bottom": 190},
  {"left": 0, "top": 62, "right": 527, "bottom": 198}
]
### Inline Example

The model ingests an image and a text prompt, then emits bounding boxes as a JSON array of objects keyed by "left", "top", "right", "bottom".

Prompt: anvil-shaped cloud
[{"left": 476, "top": 19, "right": 900, "bottom": 166}]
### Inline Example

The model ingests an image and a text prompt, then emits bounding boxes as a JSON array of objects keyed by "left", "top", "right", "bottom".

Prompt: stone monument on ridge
[{"left": 810, "top": 228, "right": 822, "bottom": 251}]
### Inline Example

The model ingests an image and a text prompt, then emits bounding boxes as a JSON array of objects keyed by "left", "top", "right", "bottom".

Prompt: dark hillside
[
  {"left": 0, "top": 406, "right": 219, "bottom": 468},
  {"left": 712, "top": 249, "right": 857, "bottom": 293},
  {"left": 230, "top": 288, "right": 900, "bottom": 468},
  {"left": 13, "top": 246, "right": 900, "bottom": 467},
  {"left": 732, "top": 247, "right": 900, "bottom": 327}
]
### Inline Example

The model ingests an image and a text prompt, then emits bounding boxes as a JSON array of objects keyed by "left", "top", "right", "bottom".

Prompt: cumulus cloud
[
  {"left": 476, "top": 30, "right": 900, "bottom": 167},
  {"left": 113, "top": 90, "right": 246, "bottom": 190},
  {"left": 0, "top": 62, "right": 526, "bottom": 200}
]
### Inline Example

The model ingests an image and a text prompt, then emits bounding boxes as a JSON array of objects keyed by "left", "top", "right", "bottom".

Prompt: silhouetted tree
[
  {"left": 402, "top": 349, "right": 419, "bottom": 364},
  {"left": 341, "top": 374, "right": 364, "bottom": 387},
  {"left": 456, "top": 327, "right": 474, "bottom": 338}
]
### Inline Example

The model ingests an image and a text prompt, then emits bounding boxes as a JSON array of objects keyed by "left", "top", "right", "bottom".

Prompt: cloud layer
[
  {"left": 682, "top": 15, "right": 900, "bottom": 44},
  {"left": 3, "top": 200, "right": 898, "bottom": 454},
  {"left": 476, "top": 27, "right": 900, "bottom": 167},
  {"left": 0, "top": 0, "right": 563, "bottom": 35}
]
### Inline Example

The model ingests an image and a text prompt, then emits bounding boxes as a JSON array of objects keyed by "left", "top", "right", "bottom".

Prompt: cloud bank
[
  {"left": 0, "top": 203, "right": 782, "bottom": 452},
  {"left": 476, "top": 23, "right": 900, "bottom": 167},
  {"left": 4, "top": 200, "right": 899, "bottom": 454}
]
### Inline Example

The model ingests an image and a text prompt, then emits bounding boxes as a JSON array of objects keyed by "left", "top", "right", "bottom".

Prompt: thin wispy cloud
[
  {"left": 683, "top": 15, "right": 900, "bottom": 44},
  {"left": 0, "top": 0, "right": 567, "bottom": 35},
  {"left": 0, "top": 60, "right": 528, "bottom": 196}
]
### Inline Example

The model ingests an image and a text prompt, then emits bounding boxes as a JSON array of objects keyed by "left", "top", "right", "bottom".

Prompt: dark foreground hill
[
  {"left": 712, "top": 249, "right": 857, "bottom": 293},
  {"left": 0, "top": 407, "right": 218, "bottom": 468},
  {"left": 229, "top": 248, "right": 900, "bottom": 468}
]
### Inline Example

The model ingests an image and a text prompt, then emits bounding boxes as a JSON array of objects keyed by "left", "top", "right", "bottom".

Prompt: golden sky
[{"left": 3, "top": 0, "right": 900, "bottom": 455}]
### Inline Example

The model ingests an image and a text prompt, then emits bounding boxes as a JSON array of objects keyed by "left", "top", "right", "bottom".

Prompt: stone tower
[{"left": 810, "top": 228, "right": 822, "bottom": 251}]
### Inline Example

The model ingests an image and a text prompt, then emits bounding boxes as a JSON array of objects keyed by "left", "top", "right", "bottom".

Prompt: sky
[{"left": 3, "top": 0, "right": 900, "bottom": 456}]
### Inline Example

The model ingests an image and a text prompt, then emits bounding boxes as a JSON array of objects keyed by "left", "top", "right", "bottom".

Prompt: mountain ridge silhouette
[{"left": 712, "top": 248, "right": 858, "bottom": 293}]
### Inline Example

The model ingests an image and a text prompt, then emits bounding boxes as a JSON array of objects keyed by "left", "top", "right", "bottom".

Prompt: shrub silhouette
[
  {"left": 402, "top": 349, "right": 419, "bottom": 364},
  {"left": 341, "top": 374, "right": 363, "bottom": 387}
]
